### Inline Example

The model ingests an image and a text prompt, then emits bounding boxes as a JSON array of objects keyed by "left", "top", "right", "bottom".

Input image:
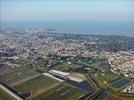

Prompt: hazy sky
[{"left": 1, "top": 0, "right": 134, "bottom": 21}]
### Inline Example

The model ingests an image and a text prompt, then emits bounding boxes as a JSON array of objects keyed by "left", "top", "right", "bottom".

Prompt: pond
[
  {"left": 93, "top": 91, "right": 108, "bottom": 100},
  {"left": 111, "top": 78, "right": 130, "bottom": 88}
]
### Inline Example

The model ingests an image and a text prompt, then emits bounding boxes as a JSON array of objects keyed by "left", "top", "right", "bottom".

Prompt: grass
[
  {"left": 0, "top": 88, "right": 16, "bottom": 100},
  {"left": 104, "top": 94, "right": 121, "bottom": 100},
  {"left": 14, "top": 75, "right": 59, "bottom": 97},
  {"left": 33, "top": 83, "right": 87, "bottom": 100},
  {"left": 95, "top": 72, "right": 119, "bottom": 86},
  {"left": 53, "top": 61, "right": 80, "bottom": 70}
]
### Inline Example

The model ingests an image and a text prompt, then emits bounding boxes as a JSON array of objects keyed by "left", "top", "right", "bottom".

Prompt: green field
[
  {"left": 94, "top": 72, "right": 119, "bottom": 86},
  {"left": 0, "top": 88, "right": 16, "bottom": 100},
  {"left": 53, "top": 61, "right": 81, "bottom": 70},
  {"left": 0, "top": 67, "right": 40, "bottom": 86},
  {"left": 14, "top": 75, "right": 60, "bottom": 97},
  {"left": 33, "top": 83, "right": 87, "bottom": 100}
]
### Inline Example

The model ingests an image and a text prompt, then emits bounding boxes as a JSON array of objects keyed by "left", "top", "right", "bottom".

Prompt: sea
[{"left": 1, "top": 21, "right": 134, "bottom": 37}]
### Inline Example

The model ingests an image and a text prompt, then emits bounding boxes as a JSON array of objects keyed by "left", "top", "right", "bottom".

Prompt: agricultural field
[
  {"left": 14, "top": 75, "right": 60, "bottom": 98},
  {"left": 0, "top": 88, "right": 16, "bottom": 100},
  {"left": 104, "top": 94, "right": 121, "bottom": 100},
  {"left": 32, "top": 82, "right": 87, "bottom": 100},
  {"left": 104, "top": 94, "right": 134, "bottom": 100},
  {"left": 0, "top": 66, "right": 40, "bottom": 86},
  {"left": 0, "top": 65, "right": 14, "bottom": 76},
  {"left": 120, "top": 96, "right": 134, "bottom": 100}
]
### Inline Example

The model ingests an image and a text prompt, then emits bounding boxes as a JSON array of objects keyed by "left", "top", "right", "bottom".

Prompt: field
[
  {"left": 0, "top": 66, "right": 40, "bottom": 86},
  {"left": 14, "top": 75, "right": 60, "bottom": 98},
  {"left": 104, "top": 95, "right": 121, "bottom": 100},
  {"left": 32, "top": 83, "right": 87, "bottom": 100},
  {"left": 104, "top": 94, "right": 134, "bottom": 100},
  {"left": 120, "top": 96, "right": 134, "bottom": 100},
  {"left": 94, "top": 72, "right": 119, "bottom": 87},
  {"left": 0, "top": 88, "right": 16, "bottom": 100},
  {"left": 52, "top": 61, "right": 81, "bottom": 71}
]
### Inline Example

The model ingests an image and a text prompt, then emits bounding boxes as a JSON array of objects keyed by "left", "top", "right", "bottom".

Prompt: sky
[{"left": 1, "top": 0, "right": 134, "bottom": 22}]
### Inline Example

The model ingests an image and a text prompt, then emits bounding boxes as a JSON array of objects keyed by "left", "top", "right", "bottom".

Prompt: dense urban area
[{"left": 0, "top": 27, "right": 134, "bottom": 100}]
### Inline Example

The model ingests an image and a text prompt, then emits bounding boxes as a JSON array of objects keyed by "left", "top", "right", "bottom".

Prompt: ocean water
[{"left": 1, "top": 21, "right": 134, "bottom": 37}]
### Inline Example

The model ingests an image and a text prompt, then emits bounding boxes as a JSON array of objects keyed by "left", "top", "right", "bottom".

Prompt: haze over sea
[
  {"left": 1, "top": 0, "right": 134, "bottom": 37},
  {"left": 1, "top": 21, "right": 134, "bottom": 37}
]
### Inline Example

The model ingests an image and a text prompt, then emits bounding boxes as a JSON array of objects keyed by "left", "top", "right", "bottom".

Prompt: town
[{"left": 0, "top": 27, "right": 134, "bottom": 100}]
